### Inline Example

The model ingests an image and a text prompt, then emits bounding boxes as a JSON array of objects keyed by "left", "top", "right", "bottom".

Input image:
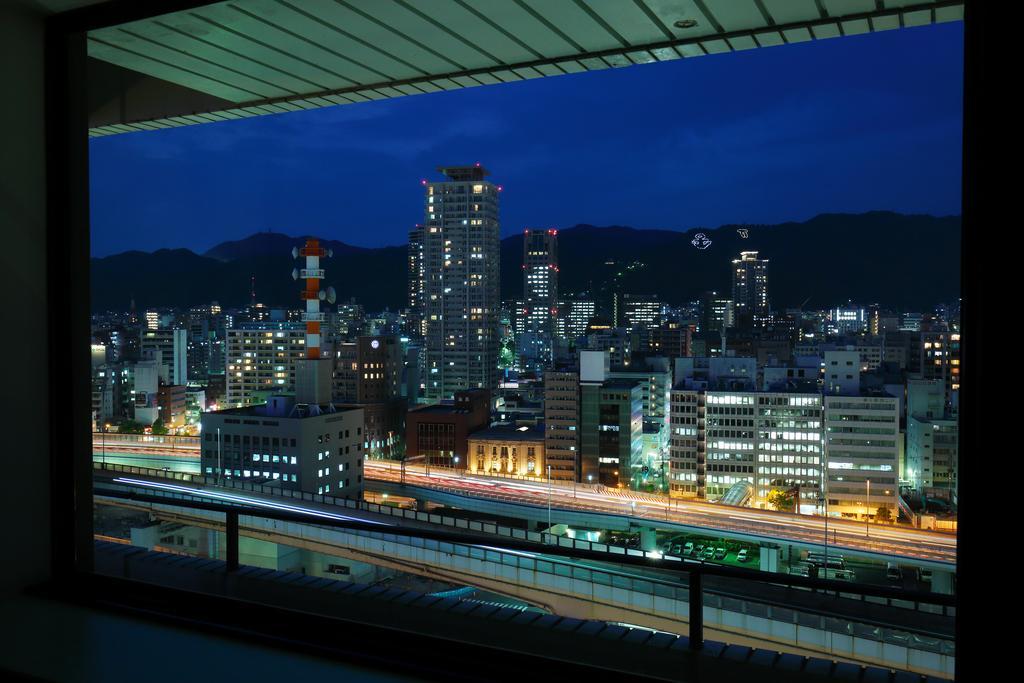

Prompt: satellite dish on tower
[
  {"left": 291, "top": 268, "right": 299, "bottom": 281},
  {"left": 291, "top": 246, "right": 299, "bottom": 259},
  {"left": 325, "top": 286, "right": 337, "bottom": 304},
  {"left": 327, "top": 248, "right": 334, "bottom": 258}
]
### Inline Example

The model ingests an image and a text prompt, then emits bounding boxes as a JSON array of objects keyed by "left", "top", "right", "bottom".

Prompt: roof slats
[{"left": 86, "top": 0, "right": 964, "bottom": 137}]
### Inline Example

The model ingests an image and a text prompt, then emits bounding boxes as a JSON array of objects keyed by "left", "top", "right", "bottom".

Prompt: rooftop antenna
[{"left": 250, "top": 275, "right": 256, "bottom": 307}]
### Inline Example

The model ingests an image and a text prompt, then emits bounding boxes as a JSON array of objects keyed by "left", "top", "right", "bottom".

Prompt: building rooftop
[
  {"left": 468, "top": 424, "right": 545, "bottom": 442},
  {"left": 209, "top": 396, "right": 358, "bottom": 420},
  {"left": 437, "top": 165, "right": 490, "bottom": 181}
]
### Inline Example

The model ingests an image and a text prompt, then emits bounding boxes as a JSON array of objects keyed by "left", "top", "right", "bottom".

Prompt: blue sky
[{"left": 89, "top": 21, "right": 962, "bottom": 257}]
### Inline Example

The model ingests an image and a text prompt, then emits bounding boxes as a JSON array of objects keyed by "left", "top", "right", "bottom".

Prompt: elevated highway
[{"left": 94, "top": 473, "right": 954, "bottom": 678}]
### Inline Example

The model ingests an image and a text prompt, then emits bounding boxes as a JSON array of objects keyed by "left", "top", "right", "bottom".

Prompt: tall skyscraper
[
  {"left": 521, "top": 229, "right": 558, "bottom": 367},
  {"left": 407, "top": 225, "right": 425, "bottom": 337},
  {"left": 700, "top": 291, "right": 734, "bottom": 333},
  {"left": 731, "top": 251, "right": 770, "bottom": 326},
  {"left": 421, "top": 165, "right": 501, "bottom": 400}
]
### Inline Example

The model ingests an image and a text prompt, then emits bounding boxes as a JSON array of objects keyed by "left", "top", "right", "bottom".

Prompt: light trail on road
[{"left": 92, "top": 445, "right": 955, "bottom": 564}]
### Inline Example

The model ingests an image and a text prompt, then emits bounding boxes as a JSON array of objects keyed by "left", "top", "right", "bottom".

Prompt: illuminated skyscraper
[
  {"left": 421, "top": 165, "right": 501, "bottom": 400},
  {"left": 731, "top": 251, "right": 770, "bottom": 326},
  {"left": 521, "top": 229, "right": 558, "bottom": 368},
  {"left": 407, "top": 225, "right": 425, "bottom": 337}
]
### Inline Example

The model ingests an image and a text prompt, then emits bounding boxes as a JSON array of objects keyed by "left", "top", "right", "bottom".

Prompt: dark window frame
[{"left": 45, "top": 2, "right": 986, "bottom": 681}]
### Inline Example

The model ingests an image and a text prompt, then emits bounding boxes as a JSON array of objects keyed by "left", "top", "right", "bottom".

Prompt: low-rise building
[
  {"left": 467, "top": 424, "right": 545, "bottom": 477},
  {"left": 200, "top": 395, "right": 365, "bottom": 497},
  {"left": 405, "top": 389, "right": 491, "bottom": 468}
]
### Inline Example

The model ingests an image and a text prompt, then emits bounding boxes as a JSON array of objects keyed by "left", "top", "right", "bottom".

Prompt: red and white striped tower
[
  {"left": 292, "top": 239, "right": 335, "bottom": 404},
  {"left": 292, "top": 238, "right": 336, "bottom": 359}
]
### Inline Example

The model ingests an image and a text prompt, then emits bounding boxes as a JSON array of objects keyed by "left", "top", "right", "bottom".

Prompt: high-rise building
[
  {"left": 577, "top": 351, "right": 642, "bottom": 487},
  {"left": 649, "top": 322, "right": 694, "bottom": 360},
  {"left": 421, "top": 165, "right": 501, "bottom": 400},
  {"left": 823, "top": 390, "right": 899, "bottom": 520},
  {"left": 333, "top": 335, "right": 406, "bottom": 459},
  {"left": 905, "top": 378, "right": 957, "bottom": 499},
  {"left": 700, "top": 291, "right": 734, "bottom": 334},
  {"left": 140, "top": 328, "right": 188, "bottom": 386},
  {"left": 731, "top": 251, "right": 769, "bottom": 326},
  {"left": 668, "top": 386, "right": 823, "bottom": 508},
  {"left": 559, "top": 297, "right": 595, "bottom": 340},
  {"left": 407, "top": 226, "right": 425, "bottom": 337},
  {"left": 622, "top": 294, "right": 661, "bottom": 330},
  {"left": 907, "top": 415, "right": 958, "bottom": 500},
  {"left": 828, "top": 305, "right": 869, "bottom": 334},
  {"left": 521, "top": 229, "right": 558, "bottom": 367},
  {"left": 543, "top": 369, "right": 579, "bottom": 481},
  {"left": 225, "top": 322, "right": 307, "bottom": 407}
]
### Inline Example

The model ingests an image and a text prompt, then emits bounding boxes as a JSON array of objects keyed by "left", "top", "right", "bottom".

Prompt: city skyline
[{"left": 88, "top": 22, "right": 962, "bottom": 257}]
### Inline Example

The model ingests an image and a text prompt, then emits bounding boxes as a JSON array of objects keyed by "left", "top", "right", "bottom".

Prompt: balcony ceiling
[{"left": 86, "top": 0, "right": 963, "bottom": 137}]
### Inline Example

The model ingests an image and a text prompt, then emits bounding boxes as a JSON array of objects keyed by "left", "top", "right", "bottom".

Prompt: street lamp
[
  {"left": 818, "top": 494, "right": 828, "bottom": 572},
  {"left": 547, "top": 464, "right": 552, "bottom": 532},
  {"left": 216, "top": 427, "right": 222, "bottom": 484},
  {"left": 865, "top": 478, "right": 871, "bottom": 538},
  {"left": 454, "top": 456, "right": 460, "bottom": 478}
]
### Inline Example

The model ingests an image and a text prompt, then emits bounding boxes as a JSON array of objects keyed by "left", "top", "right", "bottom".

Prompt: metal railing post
[
  {"left": 689, "top": 569, "right": 703, "bottom": 650},
  {"left": 226, "top": 510, "right": 239, "bottom": 572}
]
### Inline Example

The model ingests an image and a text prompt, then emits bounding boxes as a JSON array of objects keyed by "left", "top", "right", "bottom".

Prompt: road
[
  {"left": 366, "top": 462, "right": 956, "bottom": 565},
  {"left": 91, "top": 440, "right": 956, "bottom": 565}
]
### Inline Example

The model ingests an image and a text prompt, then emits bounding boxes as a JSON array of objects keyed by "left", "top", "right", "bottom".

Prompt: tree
[
  {"left": 151, "top": 418, "right": 169, "bottom": 435},
  {"left": 875, "top": 506, "right": 892, "bottom": 523},
  {"left": 767, "top": 488, "right": 795, "bottom": 512},
  {"left": 118, "top": 420, "right": 145, "bottom": 434}
]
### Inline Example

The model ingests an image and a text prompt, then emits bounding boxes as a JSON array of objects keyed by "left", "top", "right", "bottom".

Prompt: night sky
[{"left": 89, "top": 22, "right": 962, "bottom": 258}]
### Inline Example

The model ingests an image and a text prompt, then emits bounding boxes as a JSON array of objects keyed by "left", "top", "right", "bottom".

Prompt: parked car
[
  {"left": 736, "top": 548, "right": 749, "bottom": 563},
  {"left": 823, "top": 568, "right": 855, "bottom": 581},
  {"left": 714, "top": 547, "right": 727, "bottom": 560},
  {"left": 683, "top": 542, "right": 694, "bottom": 556},
  {"left": 701, "top": 547, "right": 715, "bottom": 560},
  {"left": 886, "top": 563, "right": 901, "bottom": 582},
  {"left": 671, "top": 543, "right": 682, "bottom": 555},
  {"left": 789, "top": 562, "right": 812, "bottom": 577}
]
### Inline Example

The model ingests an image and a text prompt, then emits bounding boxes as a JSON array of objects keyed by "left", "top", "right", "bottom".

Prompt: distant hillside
[{"left": 90, "top": 212, "right": 960, "bottom": 313}]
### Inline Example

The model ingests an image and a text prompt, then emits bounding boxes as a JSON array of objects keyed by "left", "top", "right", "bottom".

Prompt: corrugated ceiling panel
[{"left": 86, "top": 0, "right": 963, "bottom": 136}]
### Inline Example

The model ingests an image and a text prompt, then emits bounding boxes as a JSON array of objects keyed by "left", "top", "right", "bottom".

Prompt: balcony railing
[{"left": 93, "top": 461, "right": 954, "bottom": 677}]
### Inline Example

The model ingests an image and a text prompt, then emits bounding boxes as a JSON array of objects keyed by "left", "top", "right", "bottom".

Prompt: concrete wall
[{"left": 0, "top": 2, "right": 49, "bottom": 590}]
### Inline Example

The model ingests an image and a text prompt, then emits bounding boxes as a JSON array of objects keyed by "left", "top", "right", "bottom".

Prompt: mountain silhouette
[{"left": 90, "top": 212, "right": 960, "bottom": 313}]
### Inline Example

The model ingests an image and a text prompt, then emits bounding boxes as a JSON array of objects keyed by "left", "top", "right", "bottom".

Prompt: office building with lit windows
[
  {"left": 521, "top": 229, "right": 558, "bottom": 368},
  {"left": 225, "top": 322, "right": 307, "bottom": 407},
  {"left": 559, "top": 297, "right": 595, "bottom": 340},
  {"left": 823, "top": 388, "right": 899, "bottom": 520},
  {"left": 669, "top": 384, "right": 823, "bottom": 508},
  {"left": 731, "top": 251, "right": 770, "bottom": 326},
  {"left": 407, "top": 225, "right": 425, "bottom": 338},
  {"left": 543, "top": 368, "right": 580, "bottom": 482},
  {"left": 828, "top": 305, "right": 869, "bottom": 334},
  {"left": 333, "top": 335, "right": 405, "bottom": 460},
  {"left": 200, "top": 395, "right": 364, "bottom": 497},
  {"left": 622, "top": 293, "right": 661, "bottom": 330},
  {"left": 140, "top": 328, "right": 188, "bottom": 385},
  {"left": 418, "top": 165, "right": 500, "bottom": 400}
]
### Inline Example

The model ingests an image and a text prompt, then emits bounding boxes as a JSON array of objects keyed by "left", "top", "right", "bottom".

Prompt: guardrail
[
  {"left": 94, "top": 483, "right": 955, "bottom": 676},
  {"left": 93, "top": 432, "right": 200, "bottom": 449},
  {"left": 93, "top": 462, "right": 955, "bottom": 617}
]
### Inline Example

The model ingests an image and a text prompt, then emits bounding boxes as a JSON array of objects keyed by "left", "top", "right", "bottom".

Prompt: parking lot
[{"left": 657, "top": 532, "right": 760, "bottom": 568}]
